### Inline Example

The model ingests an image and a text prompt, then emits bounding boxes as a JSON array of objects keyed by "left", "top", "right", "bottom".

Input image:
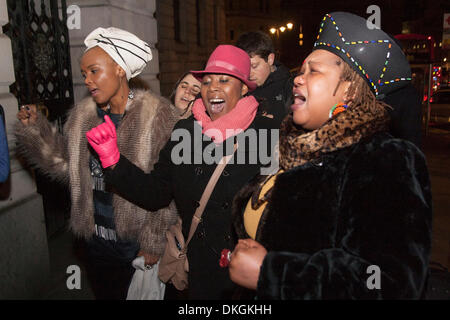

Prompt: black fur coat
[{"left": 233, "top": 132, "right": 432, "bottom": 299}]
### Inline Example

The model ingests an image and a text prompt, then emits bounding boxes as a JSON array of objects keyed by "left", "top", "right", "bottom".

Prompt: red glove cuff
[{"left": 100, "top": 149, "right": 120, "bottom": 168}]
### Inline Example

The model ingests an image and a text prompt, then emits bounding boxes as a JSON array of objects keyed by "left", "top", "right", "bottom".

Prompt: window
[
  {"left": 214, "top": 5, "right": 218, "bottom": 41},
  {"left": 174, "top": 0, "right": 187, "bottom": 43},
  {"left": 174, "top": 0, "right": 180, "bottom": 42},
  {"left": 196, "top": 0, "right": 206, "bottom": 46}
]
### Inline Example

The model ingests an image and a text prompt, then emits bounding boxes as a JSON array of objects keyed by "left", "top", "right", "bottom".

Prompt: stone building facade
[{"left": 156, "top": 0, "right": 226, "bottom": 97}]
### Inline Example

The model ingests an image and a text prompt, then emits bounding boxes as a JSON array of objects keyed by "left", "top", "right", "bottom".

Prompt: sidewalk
[{"left": 41, "top": 228, "right": 95, "bottom": 300}]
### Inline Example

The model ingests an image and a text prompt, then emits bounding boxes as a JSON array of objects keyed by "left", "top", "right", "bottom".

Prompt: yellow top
[{"left": 243, "top": 170, "right": 284, "bottom": 239}]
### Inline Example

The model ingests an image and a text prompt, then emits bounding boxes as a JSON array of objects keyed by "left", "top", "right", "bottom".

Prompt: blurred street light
[
  {"left": 269, "top": 22, "right": 295, "bottom": 61},
  {"left": 269, "top": 22, "right": 294, "bottom": 38},
  {"left": 298, "top": 24, "right": 303, "bottom": 46}
]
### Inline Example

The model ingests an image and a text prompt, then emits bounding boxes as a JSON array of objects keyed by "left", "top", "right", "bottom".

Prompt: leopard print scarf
[{"left": 279, "top": 102, "right": 390, "bottom": 171}]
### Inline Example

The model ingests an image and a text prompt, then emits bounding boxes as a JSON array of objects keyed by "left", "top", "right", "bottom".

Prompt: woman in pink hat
[{"left": 85, "top": 45, "right": 280, "bottom": 299}]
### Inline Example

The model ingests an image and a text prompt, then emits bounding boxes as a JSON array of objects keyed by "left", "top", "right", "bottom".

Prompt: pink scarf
[{"left": 192, "top": 96, "right": 259, "bottom": 144}]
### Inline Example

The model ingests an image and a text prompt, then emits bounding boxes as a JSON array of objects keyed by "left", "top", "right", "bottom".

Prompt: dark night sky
[{"left": 276, "top": 0, "right": 450, "bottom": 68}]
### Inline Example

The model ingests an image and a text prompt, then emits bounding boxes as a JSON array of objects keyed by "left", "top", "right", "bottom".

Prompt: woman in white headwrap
[{"left": 15, "top": 27, "right": 179, "bottom": 300}]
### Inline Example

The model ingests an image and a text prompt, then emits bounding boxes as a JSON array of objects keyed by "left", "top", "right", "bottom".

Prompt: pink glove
[{"left": 86, "top": 115, "right": 120, "bottom": 168}]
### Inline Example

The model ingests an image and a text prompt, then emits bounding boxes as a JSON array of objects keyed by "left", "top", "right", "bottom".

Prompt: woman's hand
[
  {"left": 229, "top": 239, "right": 267, "bottom": 290},
  {"left": 86, "top": 115, "right": 120, "bottom": 168},
  {"left": 17, "top": 104, "right": 38, "bottom": 126},
  {"left": 137, "top": 250, "right": 160, "bottom": 267}
]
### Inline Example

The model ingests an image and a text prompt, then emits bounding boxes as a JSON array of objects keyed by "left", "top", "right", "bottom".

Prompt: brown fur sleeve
[
  {"left": 138, "top": 201, "right": 179, "bottom": 256},
  {"left": 14, "top": 111, "right": 70, "bottom": 184}
]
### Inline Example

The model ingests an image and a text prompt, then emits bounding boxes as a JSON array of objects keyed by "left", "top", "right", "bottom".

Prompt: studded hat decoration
[{"left": 314, "top": 12, "right": 412, "bottom": 100}]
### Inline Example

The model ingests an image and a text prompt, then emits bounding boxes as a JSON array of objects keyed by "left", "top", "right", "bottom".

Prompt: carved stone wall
[{"left": 157, "top": 0, "right": 226, "bottom": 97}]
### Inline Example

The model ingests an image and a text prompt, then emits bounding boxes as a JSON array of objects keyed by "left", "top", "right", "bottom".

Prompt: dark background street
[{"left": 423, "top": 124, "right": 450, "bottom": 271}]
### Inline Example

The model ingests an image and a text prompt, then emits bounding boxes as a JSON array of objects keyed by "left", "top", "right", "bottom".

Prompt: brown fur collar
[{"left": 279, "top": 103, "right": 389, "bottom": 170}]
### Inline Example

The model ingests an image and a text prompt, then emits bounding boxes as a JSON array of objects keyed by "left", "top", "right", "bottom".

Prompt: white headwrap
[{"left": 84, "top": 27, "right": 152, "bottom": 80}]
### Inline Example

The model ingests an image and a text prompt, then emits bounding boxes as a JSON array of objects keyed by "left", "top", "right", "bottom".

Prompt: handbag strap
[{"left": 184, "top": 142, "right": 238, "bottom": 249}]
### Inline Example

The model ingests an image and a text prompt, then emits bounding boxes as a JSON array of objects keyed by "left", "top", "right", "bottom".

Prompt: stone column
[
  {"left": 0, "top": 0, "right": 50, "bottom": 299},
  {"left": 66, "top": 0, "right": 160, "bottom": 103}
]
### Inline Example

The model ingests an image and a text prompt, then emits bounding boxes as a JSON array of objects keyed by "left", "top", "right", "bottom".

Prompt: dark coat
[
  {"left": 382, "top": 84, "right": 422, "bottom": 149},
  {"left": 250, "top": 61, "right": 293, "bottom": 126},
  {"left": 105, "top": 113, "right": 279, "bottom": 299},
  {"left": 233, "top": 132, "right": 432, "bottom": 299}
]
